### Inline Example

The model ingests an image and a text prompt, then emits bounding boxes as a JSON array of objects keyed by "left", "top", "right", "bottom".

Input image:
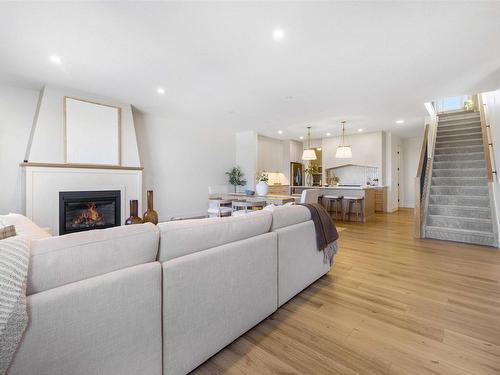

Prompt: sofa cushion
[
  {"left": 0, "top": 214, "right": 51, "bottom": 240},
  {"left": 28, "top": 223, "right": 159, "bottom": 295},
  {"left": 267, "top": 204, "right": 311, "bottom": 231},
  {"left": 157, "top": 210, "right": 272, "bottom": 262}
]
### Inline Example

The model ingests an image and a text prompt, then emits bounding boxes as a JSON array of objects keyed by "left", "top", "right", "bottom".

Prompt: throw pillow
[{"left": 0, "top": 225, "right": 17, "bottom": 240}]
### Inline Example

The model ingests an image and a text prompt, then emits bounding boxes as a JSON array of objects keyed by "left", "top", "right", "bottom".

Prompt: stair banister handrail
[
  {"left": 414, "top": 123, "right": 430, "bottom": 237},
  {"left": 477, "top": 94, "right": 495, "bottom": 182}
]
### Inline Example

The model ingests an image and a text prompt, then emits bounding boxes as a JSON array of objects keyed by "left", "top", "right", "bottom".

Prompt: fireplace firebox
[{"left": 59, "top": 190, "right": 121, "bottom": 235}]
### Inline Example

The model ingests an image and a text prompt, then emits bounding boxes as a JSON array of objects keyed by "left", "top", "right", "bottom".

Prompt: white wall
[
  {"left": 235, "top": 130, "right": 258, "bottom": 191},
  {"left": 482, "top": 89, "right": 500, "bottom": 238},
  {"left": 135, "top": 112, "right": 236, "bottom": 219},
  {"left": 0, "top": 85, "right": 40, "bottom": 214},
  {"left": 322, "top": 132, "right": 384, "bottom": 171},
  {"left": 400, "top": 136, "right": 423, "bottom": 208},
  {"left": 28, "top": 86, "right": 141, "bottom": 166}
]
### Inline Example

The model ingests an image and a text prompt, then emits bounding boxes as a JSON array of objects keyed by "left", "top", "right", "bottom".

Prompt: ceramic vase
[
  {"left": 125, "top": 200, "right": 143, "bottom": 225},
  {"left": 143, "top": 190, "right": 159, "bottom": 225},
  {"left": 256, "top": 181, "right": 269, "bottom": 196},
  {"left": 306, "top": 174, "right": 313, "bottom": 187}
]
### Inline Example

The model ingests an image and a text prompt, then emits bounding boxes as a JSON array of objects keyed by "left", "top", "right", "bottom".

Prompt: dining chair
[
  {"left": 207, "top": 185, "right": 233, "bottom": 217},
  {"left": 300, "top": 189, "right": 321, "bottom": 204}
]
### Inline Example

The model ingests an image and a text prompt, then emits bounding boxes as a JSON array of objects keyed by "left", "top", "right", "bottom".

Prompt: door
[{"left": 396, "top": 145, "right": 401, "bottom": 210}]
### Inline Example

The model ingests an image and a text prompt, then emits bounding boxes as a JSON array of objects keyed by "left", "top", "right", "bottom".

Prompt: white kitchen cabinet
[
  {"left": 289, "top": 140, "right": 303, "bottom": 163},
  {"left": 257, "top": 135, "right": 284, "bottom": 172}
]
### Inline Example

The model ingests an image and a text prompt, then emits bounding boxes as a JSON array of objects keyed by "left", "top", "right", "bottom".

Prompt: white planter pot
[
  {"left": 256, "top": 181, "right": 269, "bottom": 196},
  {"left": 306, "top": 174, "right": 313, "bottom": 187}
]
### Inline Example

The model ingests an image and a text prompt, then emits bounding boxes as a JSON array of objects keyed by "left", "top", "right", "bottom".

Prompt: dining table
[{"left": 213, "top": 193, "right": 297, "bottom": 206}]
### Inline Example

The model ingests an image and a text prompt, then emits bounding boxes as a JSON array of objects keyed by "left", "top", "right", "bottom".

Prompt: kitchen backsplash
[{"left": 326, "top": 165, "right": 379, "bottom": 186}]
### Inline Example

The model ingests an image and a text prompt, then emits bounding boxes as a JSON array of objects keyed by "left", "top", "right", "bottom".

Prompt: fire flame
[{"left": 73, "top": 202, "right": 103, "bottom": 225}]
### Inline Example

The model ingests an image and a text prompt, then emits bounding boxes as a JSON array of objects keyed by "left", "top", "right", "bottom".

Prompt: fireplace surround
[{"left": 59, "top": 190, "right": 121, "bottom": 235}]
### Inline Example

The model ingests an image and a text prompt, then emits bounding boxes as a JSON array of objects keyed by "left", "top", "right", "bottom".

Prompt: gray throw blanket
[
  {"left": 299, "top": 203, "right": 339, "bottom": 266},
  {"left": 0, "top": 237, "right": 30, "bottom": 375}
]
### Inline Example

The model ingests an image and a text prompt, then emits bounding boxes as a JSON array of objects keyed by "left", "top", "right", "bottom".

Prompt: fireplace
[{"left": 59, "top": 190, "right": 121, "bottom": 235}]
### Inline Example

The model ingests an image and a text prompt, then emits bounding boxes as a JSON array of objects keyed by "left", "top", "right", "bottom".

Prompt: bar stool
[
  {"left": 323, "top": 195, "right": 343, "bottom": 220},
  {"left": 344, "top": 196, "right": 365, "bottom": 222}
]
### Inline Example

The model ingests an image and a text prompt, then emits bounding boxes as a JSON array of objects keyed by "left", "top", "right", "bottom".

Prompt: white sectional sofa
[
  {"left": 6, "top": 205, "right": 334, "bottom": 375},
  {"left": 8, "top": 223, "right": 163, "bottom": 375}
]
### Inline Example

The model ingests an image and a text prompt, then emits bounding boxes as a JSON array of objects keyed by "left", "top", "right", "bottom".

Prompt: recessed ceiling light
[
  {"left": 299, "top": 136, "right": 304, "bottom": 140},
  {"left": 326, "top": 132, "right": 331, "bottom": 136},
  {"left": 396, "top": 120, "right": 404, "bottom": 124},
  {"left": 49, "top": 55, "right": 61, "bottom": 64},
  {"left": 157, "top": 87, "right": 165, "bottom": 95},
  {"left": 358, "top": 128, "right": 363, "bottom": 132},
  {"left": 272, "top": 28, "right": 285, "bottom": 41},
  {"left": 278, "top": 130, "right": 283, "bottom": 134},
  {"left": 316, "top": 147, "right": 322, "bottom": 151}
]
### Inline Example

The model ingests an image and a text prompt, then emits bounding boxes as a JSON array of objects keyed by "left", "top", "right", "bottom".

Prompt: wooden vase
[
  {"left": 125, "top": 200, "right": 143, "bottom": 225},
  {"left": 143, "top": 190, "right": 159, "bottom": 225}
]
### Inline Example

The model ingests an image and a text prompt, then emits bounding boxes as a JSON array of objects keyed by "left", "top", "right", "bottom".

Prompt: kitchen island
[{"left": 290, "top": 186, "right": 384, "bottom": 222}]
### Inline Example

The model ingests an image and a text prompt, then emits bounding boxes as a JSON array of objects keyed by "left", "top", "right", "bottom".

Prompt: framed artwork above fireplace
[{"left": 64, "top": 96, "right": 121, "bottom": 166}]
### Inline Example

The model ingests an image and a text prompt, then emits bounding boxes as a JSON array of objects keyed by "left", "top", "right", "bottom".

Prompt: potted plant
[
  {"left": 463, "top": 99, "right": 474, "bottom": 111},
  {"left": 226, "top": 166, "right": 246, "bottom": 193},
  {"left": 255, "top": 171, "right": 269, "bottom": 196},
  {"left": 328, "top": 175, "right": 340, "bottom": 186},
  {"left": 304, "top": 164, "right": 318, "bottom": 187}
]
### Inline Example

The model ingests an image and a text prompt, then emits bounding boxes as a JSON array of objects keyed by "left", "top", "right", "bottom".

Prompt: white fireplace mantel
[{"left": 22, "top": 163, "right": 143, "bottom": 235}]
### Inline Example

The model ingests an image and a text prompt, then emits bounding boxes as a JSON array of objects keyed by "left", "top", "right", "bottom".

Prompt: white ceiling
[{"left": 1, "top": 1, "right": 500, "bottom": 139}]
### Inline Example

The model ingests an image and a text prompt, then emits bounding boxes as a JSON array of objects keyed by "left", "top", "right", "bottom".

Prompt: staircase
[{"left": 424, "top": 110, "right": 497, "bottom": 247}]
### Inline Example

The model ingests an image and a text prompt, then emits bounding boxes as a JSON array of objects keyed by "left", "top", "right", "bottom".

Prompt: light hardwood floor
[{"left": 193, "top": 209, "right": 500, "bottom": 375}]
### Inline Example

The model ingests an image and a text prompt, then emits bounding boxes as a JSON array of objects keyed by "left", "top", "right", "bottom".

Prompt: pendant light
[
  {"left": 336, "top": 121, "right": 352, "bottom": 158},
  {"left": 301, "top": 126, "right": 317, "bottom": 160}
]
